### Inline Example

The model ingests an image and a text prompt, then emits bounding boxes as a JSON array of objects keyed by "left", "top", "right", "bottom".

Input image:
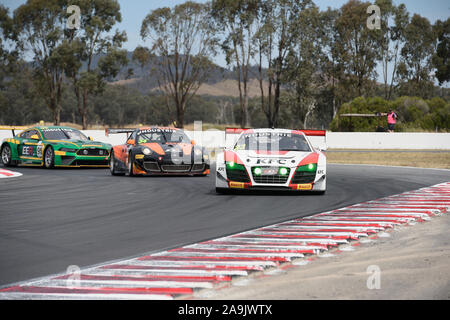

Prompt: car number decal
[
  {"left": 22, "top": 146, "right": 34, "bottom": 156},
  {"left": 36, "top": 142, "right": 43, "bottom": 158}
]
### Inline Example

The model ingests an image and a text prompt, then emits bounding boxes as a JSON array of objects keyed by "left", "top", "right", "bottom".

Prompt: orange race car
[{"left": 107, "top": 127, "right": 210, "bottom": 176}]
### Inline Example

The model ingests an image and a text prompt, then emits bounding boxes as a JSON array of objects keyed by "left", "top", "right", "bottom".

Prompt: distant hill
[
  {"left": 111, "top": 77, "right": 268, "bottom": 98},
  {"left": 88, "top": 51, "right": 266, "bottom": 97}
]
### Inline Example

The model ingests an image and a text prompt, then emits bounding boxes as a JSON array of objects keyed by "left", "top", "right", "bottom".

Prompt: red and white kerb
[{"left": 0, "top": 169, "right": 22, "bottom": 179}]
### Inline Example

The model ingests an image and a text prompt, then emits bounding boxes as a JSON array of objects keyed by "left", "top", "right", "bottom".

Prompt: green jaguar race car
[{"left": 0, "top": 126, "right": 111, "bottom": 168}]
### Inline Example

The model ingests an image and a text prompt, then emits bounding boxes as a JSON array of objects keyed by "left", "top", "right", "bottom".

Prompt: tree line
[{"left": 0, "top": 0, "right": 449, "bottom": 131}]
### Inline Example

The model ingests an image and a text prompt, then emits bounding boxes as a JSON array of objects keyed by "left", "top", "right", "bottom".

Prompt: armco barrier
[{"left": 0, "top": 130, "right": 449, "bottom": 150}]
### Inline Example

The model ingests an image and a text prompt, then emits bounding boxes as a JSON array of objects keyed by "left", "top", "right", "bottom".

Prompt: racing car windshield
[
  {"left": 137, "top": 129, "right": 190, "bottom": 144},
  {"left": 41, "top": 128, "right": 89, "bottom": 141},
  {"left": 234, "top": 132, "right": 311, "bottom": 152},
  {"left": 64, "top": 129, "right": 89, "bottom": 141},
  {"left": 164, "top": 131, "right": 190, "bottom": 143}
]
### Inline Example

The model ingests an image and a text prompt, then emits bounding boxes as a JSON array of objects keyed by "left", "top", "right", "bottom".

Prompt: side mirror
[
  {"left": 191, "top": 140, "right": 196, "bottom": 145},
  {"left": 30, "top": 134, "right": 40, "bottom": 140},
  {"left": 127, "top": 139, "right": 135, "bottom": 145},
  {"left": 88, "top": 136, "right": 93, "bottom": 141},
  {"left": 317, "top": 144, "right": 327, "bottom": 152}
]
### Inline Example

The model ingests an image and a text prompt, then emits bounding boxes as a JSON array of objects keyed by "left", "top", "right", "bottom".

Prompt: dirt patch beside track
[
  {"left": 327, "top": 150, "right": 450, "bottom": 169},
  {"left": 201, "top": 213, "right": 450, "bottom": 300}
]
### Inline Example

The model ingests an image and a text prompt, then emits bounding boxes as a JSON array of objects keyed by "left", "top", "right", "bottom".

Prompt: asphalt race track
[{"left": 0, "top": 164, "right": 449, "bottom": 287}]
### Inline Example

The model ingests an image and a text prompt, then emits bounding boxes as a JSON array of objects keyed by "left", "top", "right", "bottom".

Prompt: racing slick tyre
[
  {"left": 110, "top": 151, "right": 125, "bottom": 176},
  {"left": 127, "top": 153, "right": 136, "bottom": 177},
  {"left": 1, "top": 144, "right": 16, "bottom": 167},
  {"left": 43, "top": 146, "right": 55, "bottom": 168}
]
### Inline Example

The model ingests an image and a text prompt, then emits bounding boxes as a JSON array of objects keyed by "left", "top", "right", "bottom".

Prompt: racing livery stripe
[
  {"left": 0, "top": 181, "right": 448, "bottom": 300},
  {"left": 297, "top": 153, "right": 319, "bottom": 166},
  {"left": 224, "top": 150, "right": 245, "bottom": 164}
]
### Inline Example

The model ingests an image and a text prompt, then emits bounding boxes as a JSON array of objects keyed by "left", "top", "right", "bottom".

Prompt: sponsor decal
[
  {"left": 256, "top": 158, "right": 288, "bottom": 165},
  {"left": 140, "top": 128, "right": 175, "bottom": 133},
  {"left": 244, "top": 132, "right": 291, "bottom": 138},
  {"left": 21, "top": 145, "right": 34, "bottom": 156},
  {"left": 229, "top": 182, "right": 245, "bottom": 189},
  {"left": 297, "top": 183, "right": 313, "bottom": 190},
  {"left": 42, "top": 128, "right": 74, "bottom": 132}
]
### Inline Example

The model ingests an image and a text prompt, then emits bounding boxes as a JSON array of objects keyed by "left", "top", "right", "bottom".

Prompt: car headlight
[
  {"left": 60, "top": 148, "right": 77, "bottom": 153},
  {"left": 142, "top": 147, "right": 152, "bottom": 155}
]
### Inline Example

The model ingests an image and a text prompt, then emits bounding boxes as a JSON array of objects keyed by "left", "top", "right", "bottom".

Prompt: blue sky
[
  {"left": 1, "top": 0, "right": 449, "bottom": 83},
  {"left": 2, "top": 0, "right": 449, "bottom": 56}
]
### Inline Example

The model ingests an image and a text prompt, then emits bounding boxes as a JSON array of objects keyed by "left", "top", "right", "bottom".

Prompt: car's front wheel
[
  {"left": 110, "top": 152, "right": 124, "bottom": 176},
  {"left": 127, "top": 153, "right": 135, "bottom": 177},
  {"left": 44, "top": 146, "right": 55, "bottom": 168}
]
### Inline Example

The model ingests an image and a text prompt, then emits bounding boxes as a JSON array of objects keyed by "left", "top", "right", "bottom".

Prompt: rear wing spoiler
[
  {"left": 293, "top": 129, "right": 326, "bottom": 137},
  {"left": 0, "top": 126, "right": 29, "bottom": 136},
  {"left": 225, "top": 128, "right": 251, "bottom": 134},
  {"left": 225, "top": 128, "right": 326, "bottom": 136},
  {"left": 295, "top": 129, "right": 327, "bottom": 151},
  {"left": 105, "top": 128, "right": 135, "bottom": 138}
]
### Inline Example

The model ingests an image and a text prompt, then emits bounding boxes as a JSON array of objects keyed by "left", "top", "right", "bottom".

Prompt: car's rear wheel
[
  {"left": 44, "top": 146, "right": 55, "bottom": 168},
  {"left": 1, "top": 144, "right": 16, "bottom": 167},
  {"left": 110, "top": 152, "right": 124, "bottom": 176}
]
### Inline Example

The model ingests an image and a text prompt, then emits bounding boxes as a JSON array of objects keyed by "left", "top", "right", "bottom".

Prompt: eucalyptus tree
[
  {"left": 13, "top": 0, "right": 74, "bottom": 125},
  {"left": 283, "top": 4, "right": 323, "bottom": 129},
  {"left": 432, "top": 18, "right": 450, "bottom": 86},
  {"left": 140, "top": 1, "right": 218, "bottom": 128},
  {"left": 65, "top": 0, "right": 128, "bottom": 129},
  {"left": 318, "top": 7, "right": 347, "bottom": 120},
  {"left": 211, "top": 0, "right": 259, "bottom": 128},
  {"left": 334, "top": 0, "right": 379, "bottom": 98},
  {"left": 254, "top": 0, "right": 314, "bottom": 128},
  {"left": 0, "top": 4, "right": 18, "bottom": 90},
  {"left": 397, "top": 14, "right": 436, "bottom": 98},
  {"left": 374, "top": 0, "right": 409, "bottom": 100}
]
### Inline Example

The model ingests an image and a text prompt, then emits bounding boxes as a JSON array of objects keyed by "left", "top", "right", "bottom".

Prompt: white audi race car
[{"left": 215, "top": 128, "right": 327, "bottom": 194}]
